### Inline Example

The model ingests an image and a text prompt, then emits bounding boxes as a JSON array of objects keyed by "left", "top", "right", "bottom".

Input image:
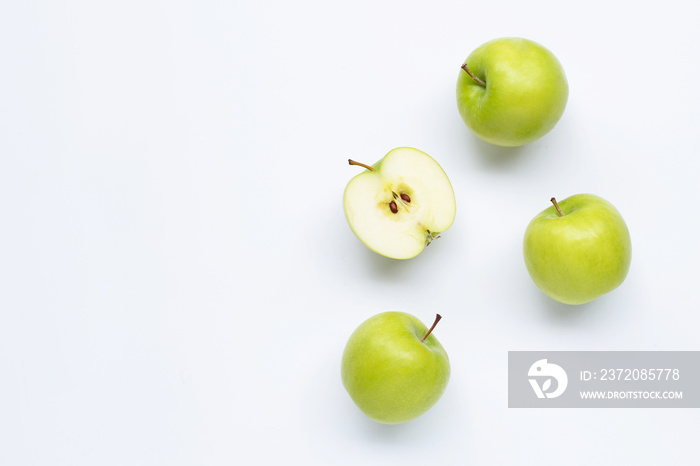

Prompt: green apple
[
  {"left": 343, "top": 147, "right": 456, "bottom": 260},
  {"left": 523, "top": 194, "right": 632, "bottom": 305},
  {"left": 456, "top": 37, "right": 569, "bottom": 147},
  {"left": 341, "top": 312, "right": 450, "bottom": 424}
]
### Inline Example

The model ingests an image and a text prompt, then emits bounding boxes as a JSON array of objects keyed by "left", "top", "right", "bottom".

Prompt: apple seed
[
  {"left": 401, "top": 193, "right": 411, "bottom": 203},
  {"left": 389, "top": 201, "right": 398, "bottom": 214}
]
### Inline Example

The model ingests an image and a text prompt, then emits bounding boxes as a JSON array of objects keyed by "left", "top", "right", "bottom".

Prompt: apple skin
[
  {"left": 456, "top": 37, "right": 568, "bottom": 147},
  {"left": 341, "top": 312, "right": 450, "bottom": 424},
  {"left": 523, "top": 194, "right": 632, "bottom": 305}
]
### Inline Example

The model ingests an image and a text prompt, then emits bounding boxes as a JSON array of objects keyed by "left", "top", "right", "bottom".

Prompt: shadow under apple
[
  {"left": 350, "top": 395, "right": 456, "bottom": 446},
  {"left": 535, "top": 290, "right": 606, "bottom": 325},
  {"left": 357, "top": 232, "right": 460, "bottom": 288},
  {"left": 467, "top": 133, "right": 540, "bottom": 171}
]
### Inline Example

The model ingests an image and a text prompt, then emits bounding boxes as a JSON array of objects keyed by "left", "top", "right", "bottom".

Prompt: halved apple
[{"left": 343, "top": 147, "right": 456, "bottom": 260}]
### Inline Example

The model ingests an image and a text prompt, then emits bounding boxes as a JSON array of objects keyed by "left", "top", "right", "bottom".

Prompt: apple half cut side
[{"left": 343, "top": 147, "right": 456, "bottom": 260}]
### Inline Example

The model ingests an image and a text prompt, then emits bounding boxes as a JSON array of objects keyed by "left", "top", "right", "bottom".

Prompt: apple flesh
[
  {"left": 456, "top": 37, "right": 568, "bottom": 147},
  {"left": 523, "top": 194, "right": 632, "bottom": 305},
  {"left": 341, "top": 312, "right": 450, "bottom": 424},
  {"left": 343, "top": 147, "right": 456, "bottom": 260}
]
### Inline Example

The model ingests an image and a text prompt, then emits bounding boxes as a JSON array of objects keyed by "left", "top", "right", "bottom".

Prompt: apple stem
[
  {"left": 421, "top": 314, "right": 442, "bottom": 343},
  {"left": 461, "top": 63, "right": 486, "bottom": 87},
  {"left": 348, "top": 159, "right": 375, "bottom": 171},
  {"left": 551, "top": 197, "right": 564, "bottom": 217}
]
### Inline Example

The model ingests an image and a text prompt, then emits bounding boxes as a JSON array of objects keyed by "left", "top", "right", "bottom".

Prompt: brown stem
[
  {"left": 461, "top": 63, "right": 486, "bottom": 87},
  {"left": 348, "top": 159, "right": 375, "bottom": 171},
  {"left": 421, "top": 314, "right": 442, "bottom": 342},
  {"left": 551, "top": 197, "right": 564, "bottom": 217}
]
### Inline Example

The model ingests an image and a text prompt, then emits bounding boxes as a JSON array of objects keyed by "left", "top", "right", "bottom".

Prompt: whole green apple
[
  {"left": 523, "top": 194, "right": 632, "bottom": 305},
  {"left": 343, "top": 147, "right": 456, "bottom": 260},
  {"left": 341, "top": 312, "right": 450, "bottom": 424},
  {"left": 456, "top": 37, "right": 569, "bottom": 147}
]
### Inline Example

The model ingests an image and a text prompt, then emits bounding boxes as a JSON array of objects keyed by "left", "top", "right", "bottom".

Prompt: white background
[{"left": 1, "top": 1, "right": 699, "bottom": 465}]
